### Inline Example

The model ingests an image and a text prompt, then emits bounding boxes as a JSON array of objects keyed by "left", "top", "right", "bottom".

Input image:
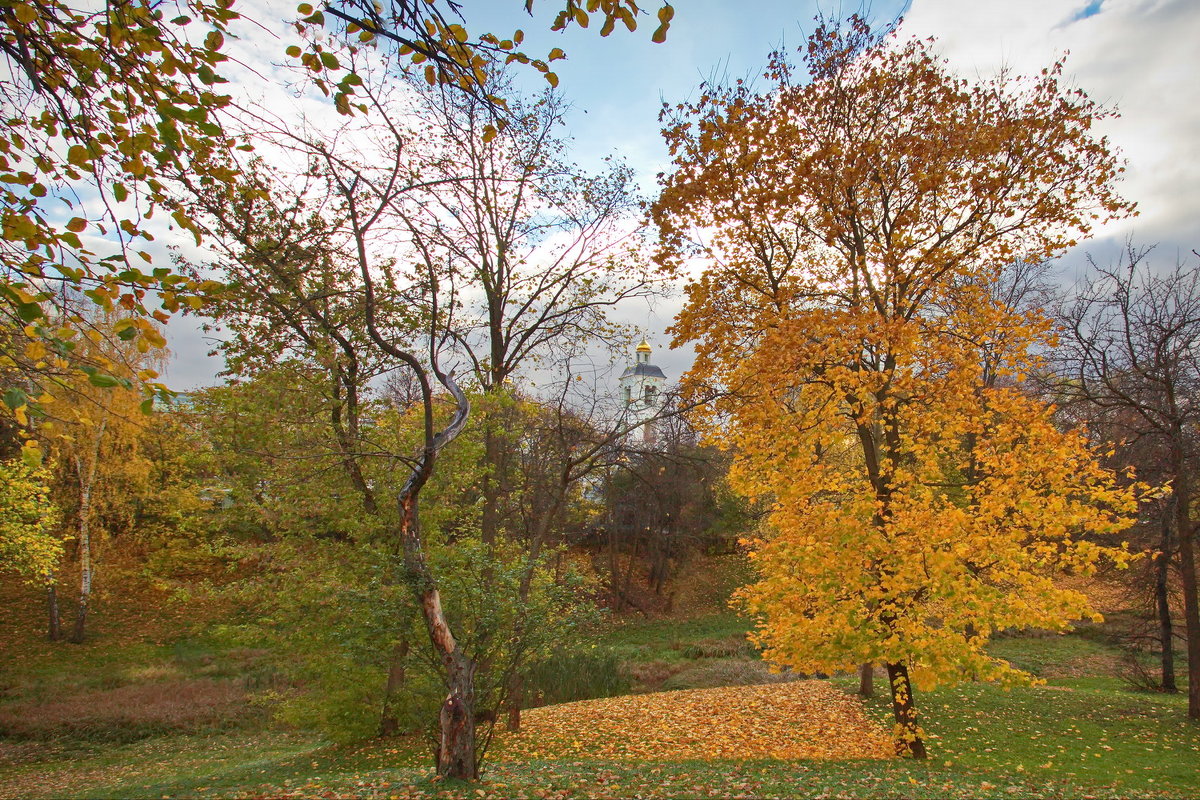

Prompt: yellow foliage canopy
[
  {"left": 0, "top": 457, "right": 60, "bottom": 584},
  {"left": 653, "top": 17, "right": 1139, "bottom": 746}
]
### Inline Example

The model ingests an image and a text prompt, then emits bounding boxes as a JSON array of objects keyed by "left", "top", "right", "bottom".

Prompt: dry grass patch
[
  {"left": 494, "top": 680, "right": 893, "bottom": 762},
  {"left": 0, "top": 678, "right": 252, "bottom": 741}
]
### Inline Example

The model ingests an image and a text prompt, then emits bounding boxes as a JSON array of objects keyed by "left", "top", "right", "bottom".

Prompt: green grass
[
  {"left": 600, "top": 611, "right": 752, "bottom": 662},
  {"left": 986, "top": 632, "right": 1119, "bottom": 677},
  {"left": 8, "top": 678, "right": 1195, "bottom": 800},
  {"left": 4, "top": 600, "right": 1199, "bottom": 799},
  {"left": 842, "top": 676, "right": 1198, "bottom": 798}
]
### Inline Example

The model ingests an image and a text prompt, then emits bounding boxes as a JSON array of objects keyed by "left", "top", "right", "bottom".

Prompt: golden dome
[{"left": 636, "top": 339, "right": 652, "bottom": 353}]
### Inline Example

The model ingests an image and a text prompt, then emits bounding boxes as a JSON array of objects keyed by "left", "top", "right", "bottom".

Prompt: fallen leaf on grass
[{"left": 494, "top": 681, "right": 893, "bottom": 762}]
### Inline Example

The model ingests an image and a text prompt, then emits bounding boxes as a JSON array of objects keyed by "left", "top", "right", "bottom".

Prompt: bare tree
[
  {"left": 1056, "top": 243, "right": 1200, "bottom": 716},
  {"left": 391, "top": 79, "right": 659, "bottom": 550}
]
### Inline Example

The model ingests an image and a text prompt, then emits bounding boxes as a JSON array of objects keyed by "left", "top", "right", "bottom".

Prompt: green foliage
[
  {"left": 211, "top": 538, "right": 411, "bottom": 742},
  {"left": 209, "top": 514, "right": 603, "bottom": 745},
  {"left": 186, "top": 369, "right": 394, "bottom": 542},
  {"left": 523, "top": 646, "right": 629, "bottom": 707},
  {"left": 0, "top": 456, "right": 60, "bottom": 583}
]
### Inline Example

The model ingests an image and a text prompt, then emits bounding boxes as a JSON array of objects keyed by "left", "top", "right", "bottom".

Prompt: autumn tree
[
  {"left": 295, "top": 0, "right": 675, "bottom": 109},
  {"left": 654, "top": 18, "right": 1137, "bottom": 757},
  {"left": 182, "top": 157, "right": 402, "bottom": 524},
  {"left": 0, "top": 457, "right": 61, "bottom": 638},
  {"left": 36, "top": 319, "right": 161, "bottom": 643},
  {"left": 0, "top": 0, "right": 674, "bottom": 422},
  {"left": 0, "top": 0, "right": 240, "bottom": 419},
  {"left": 179, "top": 25, "right": 670, "bottom": 766},
  {"left": 1056, "top": 243, "right": 1200, "bottom": 717}
]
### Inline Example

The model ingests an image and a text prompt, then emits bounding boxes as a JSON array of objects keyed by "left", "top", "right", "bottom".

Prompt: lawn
[{"left": 2, "top": 597, "right": 1197, "bottom": 799}]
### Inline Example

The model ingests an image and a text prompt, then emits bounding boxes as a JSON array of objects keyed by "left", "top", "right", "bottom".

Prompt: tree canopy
[{"left": 654, "top": 18, "right": 1138, "bottom": 757}]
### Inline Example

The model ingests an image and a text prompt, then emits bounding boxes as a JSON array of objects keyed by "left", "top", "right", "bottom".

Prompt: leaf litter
[{"left": 494, "top": 680, "right": 893, "bottom": 762}]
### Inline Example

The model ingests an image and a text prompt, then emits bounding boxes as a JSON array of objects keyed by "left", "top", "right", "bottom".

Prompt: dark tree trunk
[
  {"left": 70, "top": 593, "right": 89, "bottom": 644},
  {"left": 859, "top": 663, "right": 874, "bottom": 698},
  {"left": 379, "top": 637, "right": 411, "bottom": 736},
  {"left": 505, "top": 674, "right": 523, "bottom": 732},
  {"left": 1172, "top": 459, "right": 1200, "bottom": 718},
  {"left": 46, "top": 580, "right": 61, "bottom": 642},
  {"left": 331, "top": 366, "right": 379, "bottom": 517},
  {"left": 1156, "top": 511, "right": 1178, "bottom": 693},
  {"left": 481, "top": 422, "right": 503, "bottom": 548},
  {"left": 886, "top": 661, "right": 927, "bottom": 759}
]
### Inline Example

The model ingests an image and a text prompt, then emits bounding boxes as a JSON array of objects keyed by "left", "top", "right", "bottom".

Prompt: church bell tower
[{"left": 619, "top": 340, "right": 666, "bottom": 445}]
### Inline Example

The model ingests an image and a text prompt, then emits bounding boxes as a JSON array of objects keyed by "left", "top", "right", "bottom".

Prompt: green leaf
[
  {"left": 21, "top": 443, "right": 43, "bottom": 468},
  {"left": 16, "top": 302, "right": 42, "bottom": 322},
  {"left": 3, "top": 387, "right": 27, "bottom": 410},
  {"left": 87, "top": 373, "right": 121, "bottom": 388}
]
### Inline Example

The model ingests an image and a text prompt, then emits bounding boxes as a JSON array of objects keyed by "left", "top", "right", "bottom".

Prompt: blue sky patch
[{"left": 1071, "top": 0, "right": 1105, "bottom": 22}]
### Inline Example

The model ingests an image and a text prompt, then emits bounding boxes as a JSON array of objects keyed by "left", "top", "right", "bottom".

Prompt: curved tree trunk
[{"left": 389, "top": 369, "right": 476, "bottom": 779}]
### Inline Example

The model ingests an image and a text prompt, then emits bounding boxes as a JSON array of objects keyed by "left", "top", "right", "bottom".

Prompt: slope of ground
[
  {"left": 494, "top": 682, "right": 893, "bottom": 762},
  {"left": 3, "top": 564, "right": 1197, "bottom": 799}
]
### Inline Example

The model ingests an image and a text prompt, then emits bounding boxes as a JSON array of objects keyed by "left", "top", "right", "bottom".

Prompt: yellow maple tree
[{"left": 654, "top": 18, "right": 1138, "bottom": 758}]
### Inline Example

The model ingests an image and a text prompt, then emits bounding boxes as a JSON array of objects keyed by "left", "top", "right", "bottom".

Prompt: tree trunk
[
  {"left": 858, "top": 663, "right": 874, "bottom": 697},
  {"left": 402, "top": 488, "right": 477, "bottom": 780},
  {"left": 46, "top": 578, "right": 61, "bottom": 642},
  {"left": 1172, "top": 462, "right": 1200, "bottom": 718},
  {"left": 481, "top": 422, "right": 502, "bottom": 549},
  {"left": 436, "top": 632, "right": 477, "bottom": 780},
  {"left": 69, "top": 504, "right": 92, "bottom": 644},
  {"left": 505, "top": 674, "right": 523, "bottom": 732},
  {"left": 379, "top": 637, "right": 411, "bottom": 736},
  {"left": 886, "top": 661, "right": 927, "bottom": 759},
  {"left": 1156, "top": 511, "right": 1177, "bottom": 693},
  {"left": 69, "top": 417, "right": 106, "bottom": 645},
  {"left": 331, "top": 369, "right": 379, "bottom": 517}
]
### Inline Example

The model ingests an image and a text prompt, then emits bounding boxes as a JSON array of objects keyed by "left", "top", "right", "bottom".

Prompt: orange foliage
[
  {"left": 653, "top": 17, "right": 1138, "bottom": 756},
  {"left": 495, "top": 682, "right": 893, "bottom": 762}
]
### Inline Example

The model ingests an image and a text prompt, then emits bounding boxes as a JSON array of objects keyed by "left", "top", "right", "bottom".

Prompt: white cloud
[
  {"left": 163, "top": 0, "right": 1200, "bottom": 388},
  {"left": 902, "top": 0, "right": 1200, "bottom": 253}
]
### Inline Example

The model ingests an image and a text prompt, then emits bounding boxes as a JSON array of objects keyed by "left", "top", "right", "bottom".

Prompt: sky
[{"left": 162, "top": 0, "right": 1200, "bottom": 390}]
